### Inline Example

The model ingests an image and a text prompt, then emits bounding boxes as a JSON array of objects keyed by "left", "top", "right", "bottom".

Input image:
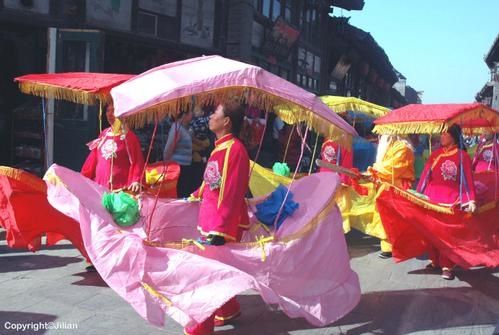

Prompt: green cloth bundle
[
  {"left": 102, "top": 191, "right": 140, "bottom": 227},
  {"left": 272, "top": 162, "right": 290, "bottom": 177}
]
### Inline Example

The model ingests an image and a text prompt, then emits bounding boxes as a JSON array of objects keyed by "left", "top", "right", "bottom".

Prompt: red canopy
[
  {"left": 15, "top": 72, "right": 134, "bottom": 105},
  {"left": 373, "top": 103, "right": 499, "bottom": 135}
]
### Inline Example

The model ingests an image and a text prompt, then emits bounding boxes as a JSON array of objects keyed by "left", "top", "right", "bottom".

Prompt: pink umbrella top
[
  {"left": 111, "top": 55, "right": 357, "bottom": 144},
  {"left": 373, "top": 103, "right": 499, "bottom": 135}
]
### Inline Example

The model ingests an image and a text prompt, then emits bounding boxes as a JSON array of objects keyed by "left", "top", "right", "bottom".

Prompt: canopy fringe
[
  {"left": 18, "top": 82, "right": 111, "bottom": 105},
  {"left": 0, "top": 166, "right": 46, "bottom": 193},
  {"left": 120, "top": 86, "right": 353, "bottom": 147}
]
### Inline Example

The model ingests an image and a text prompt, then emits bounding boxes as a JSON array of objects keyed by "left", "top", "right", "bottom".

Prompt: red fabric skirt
[
  {"left": 0, "top": 168, "right": 88, "bottom": 261},
  {"left": 376, "top": 184, "right": 498, "bottom": 269}
]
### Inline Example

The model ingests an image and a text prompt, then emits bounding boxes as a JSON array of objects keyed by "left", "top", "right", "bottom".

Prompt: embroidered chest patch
[
  {"left": 324, "top": 146, "right": 337, "bottom": 163},
  {"left": 482, "top": 149, "right": 493, "bottom": 162},
  {"left": 101, "top": 139, "right": 117, "bottom": 160},
  {"left": 440, "top": 160, "right": 457, "bottom": 181},
  {"left": 204, "top": 160, "right": 222, "bottom": 190}
]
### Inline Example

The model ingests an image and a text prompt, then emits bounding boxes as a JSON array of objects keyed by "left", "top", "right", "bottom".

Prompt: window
[
  {"left": 262, "top": 0, "right": 271, "bottom": 17},
  {"left": 297, "top": 47, "right": 321, "bottom": 91},
  {"left": 272, "top": 0, "right": 281, "bottom": 21},
  {"left": 137, "top": 11, "right": 158, "bottom": 35},
  {"left": 300, "top": 2, "right": 320, "bottom": 43},
  {"left": 257, "top": 0, "right": 290, "bottom": 22}
]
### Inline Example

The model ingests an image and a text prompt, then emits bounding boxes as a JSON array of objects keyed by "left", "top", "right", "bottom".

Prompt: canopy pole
[
  {"left": 99, "top": 101, "right": 103, "bottom": 133},
  {"left": 428, "top": 134, "right": 432, "bottom": 156},
  {"left": 308, "top": 131, "right": 320, "bottom": 175},
  {"left": 250, "top": 109, "right": 268, "bottom": 178},
  {"left": 273, "top": 126, "right": 309, "bottom": 230},
  {"left": 41, "top": 98, "right": 48, "bottom": 172},
  {"left": 141, "top": 120, "right": 159, "bottom": 192},
  {"left": 282, "top": 124, "right": 296, "bottom": 163}
]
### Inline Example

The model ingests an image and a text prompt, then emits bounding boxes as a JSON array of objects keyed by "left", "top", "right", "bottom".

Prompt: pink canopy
[
  {"left": 45, "top": 165, "right": 360, "bottom": 329},
  {"left": 373, "top": 103, "right": 499, "bottom": 135},
  {"left": 111, "top": 55, "right": 356, "bottom": 145}
]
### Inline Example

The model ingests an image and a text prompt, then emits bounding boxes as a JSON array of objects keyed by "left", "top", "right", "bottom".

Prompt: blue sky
[{"left": 342, "top": 1, "right": 499, "bottom": 103}]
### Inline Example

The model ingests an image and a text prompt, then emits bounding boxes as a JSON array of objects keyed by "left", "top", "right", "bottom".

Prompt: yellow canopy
[{"left": 320, "top": 96, "right": 390, "bottom": 119}]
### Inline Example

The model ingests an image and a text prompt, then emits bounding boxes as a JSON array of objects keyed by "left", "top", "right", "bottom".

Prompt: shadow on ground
[
  {"left": 0, "top": 243, "right": 79, "bottom": 255},
  {"left": 71, "top": 271, "right": 108, "bottom": 287},
  {"left": 346, "top": 230, "right": 380, "bottom": 259},
  {"left": 0, "top": 254, "right": 81, "bottom": 273},
  {"left": 215, "top": 277, "right": 499, "bottom": 335}
]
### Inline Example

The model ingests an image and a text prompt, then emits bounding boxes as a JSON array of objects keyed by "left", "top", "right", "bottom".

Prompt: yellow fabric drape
[
  {"left": 372, "top": 141, "right": 415, "bottom": 188},
  {"left": 248, "top": 160, "right": 306, "bottom": 197}
]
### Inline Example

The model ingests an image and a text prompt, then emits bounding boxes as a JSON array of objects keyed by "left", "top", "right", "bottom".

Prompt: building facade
[
  {"left": 476, "top": 34, "right": 499, "bottom": 111},
  {"left": 2, "top": 0, "right": 409, "bottom": 175},
  {"left": 0, "top": 0, "right": 229, "bottom": 173}
]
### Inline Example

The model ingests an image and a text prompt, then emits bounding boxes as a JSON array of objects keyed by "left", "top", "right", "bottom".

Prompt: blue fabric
[
  {"left": 255, "top": 184, "right": 299, "bottom": 229},
  {"left": 353, "top": 137, "right": 377, "bottom": 172}
]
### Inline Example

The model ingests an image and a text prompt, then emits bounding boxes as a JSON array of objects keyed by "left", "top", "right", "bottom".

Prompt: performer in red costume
[
  {"left": 81, "top": 104, "right": 144, "bottom": 272},
  {"left": 318, "top": 138, "right": 353, "bottom": 182},
  {"left": 186, "top": 101, "right": 249, "bottom": 335},
  {"left": 81, "top": 104, "right": 144, "bottom": 193},
  {"left": 416, "top": 124, "right": 476, "bottom": 280}
]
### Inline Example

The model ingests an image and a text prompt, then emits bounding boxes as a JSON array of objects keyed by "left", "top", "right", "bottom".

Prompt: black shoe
[
  {"left": 85, "top": 265, "right": 97, "bottom": 272},
  {"left": 378, "top": 251, "right": 392, "bottom": 259},
  {"left": 441, "top": 268, "right": 455, "bottom": 280}
]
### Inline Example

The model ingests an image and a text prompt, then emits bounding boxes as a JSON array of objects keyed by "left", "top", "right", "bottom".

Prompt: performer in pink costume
[
  {"left": 417, "top": 124, "right": 476, "bottom": 280},
  {"left": 472, "top": 133, "right": 498, "bottom": 173},
  {"left": 81, "top": 104, "right": 144, "bottom": 192},
  {"left": 186, "top": 101, "right": 249, "bottom": 335}
]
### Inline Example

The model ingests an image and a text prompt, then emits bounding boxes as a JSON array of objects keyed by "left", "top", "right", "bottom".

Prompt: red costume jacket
[
  {"left": 192, "top": 134, "right": 250, "bottom": 241},
  {"left": 81, "top": 127, "right": 144, "bottom": 190}
]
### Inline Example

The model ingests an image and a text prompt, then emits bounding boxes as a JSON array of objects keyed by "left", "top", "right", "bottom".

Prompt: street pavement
[{"left": 0, "top": 229, "right": 497, "bottom": 335}]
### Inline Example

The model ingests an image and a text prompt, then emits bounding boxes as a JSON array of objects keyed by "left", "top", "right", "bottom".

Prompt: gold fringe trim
[
  {"left": 320, "top": 96, "right": 389, "bottom": 118},
  {"left": 373, "top": 122, "right": 447, "bottom": 135},
  {"left": 0, "top": 166, "right": 46, "bottom": 193},
  {"left": 381, "top": 182, "right": 455, "bottom": 214},
  {"left": 374, "top": 108, "right": 499, "bottom": 135},
  {"left": 462, "top": 127, "right": 499, "bottom": 135},
  {"left": 374, "top": 122, "right": 499, "bottom": 135},
  {"left": 120, "top": 86, "right": 353, "bottom": 147},
  {"left": 141, "top": 282, "right": 173, "bottom": 306},
  {"left": 18, "top": 82, "right": 111, "bottom": 105}
]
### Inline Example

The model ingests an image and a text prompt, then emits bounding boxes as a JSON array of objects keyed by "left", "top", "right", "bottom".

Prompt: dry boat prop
[
  {"left": 370, "top": 103, "right": 499, "bottom": 268},
  {"left": 43, "top": 55, "right": 360, "bottom": 330}
]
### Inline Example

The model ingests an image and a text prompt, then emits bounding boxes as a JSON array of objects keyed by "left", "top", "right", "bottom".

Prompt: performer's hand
[
  {"left": 464, "top": 201, "right": 477, "bottom": 213},
  {"left": 185, "top": 194, "right": 200, "bottom": 202},
  {"left": 128, "top": 182, "right": 141, "bottom": 193}
]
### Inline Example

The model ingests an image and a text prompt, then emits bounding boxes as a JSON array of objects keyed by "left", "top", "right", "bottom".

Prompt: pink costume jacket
[
  {"left": 472, "top": 140, "right": 499, "bottom": 173},
  {"left": 417, "top": 146, "right": 475, "bottom": 206},
  {"left": 319, "top": 140, "right": 353, "bottom": 183},
  {"left": 81, "top": 127, "right": 145, "bottom": 190},
  {"left": 192, "top": 134, "right": 250, "bottom": 242}
]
